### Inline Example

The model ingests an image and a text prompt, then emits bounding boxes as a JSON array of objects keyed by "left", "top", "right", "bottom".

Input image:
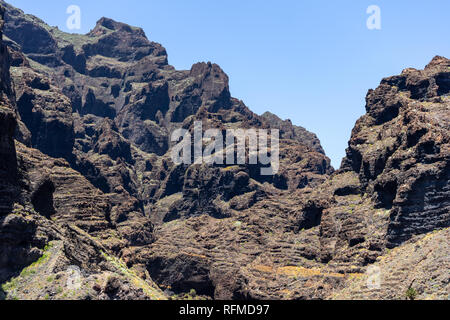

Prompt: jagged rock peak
[
  {"left": 89, "top": 17, "right": 147, "bottom": 38},
  {"left": 425, "top": 55, "right": 450, "bottom": 69},
  {"left": 2, "top": 0, "right": 448, "bottom": 301},
  {"left": 261, "top": 111, "right": 325, "bottom": 154}
]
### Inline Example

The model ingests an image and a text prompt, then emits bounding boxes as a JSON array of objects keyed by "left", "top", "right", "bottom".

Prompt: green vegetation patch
[
  {"left": 101, "top": 251, "right": 166, "bottom": 300},
  {"left": 1, "top": 242, "right": 54, "bottom": 297}
]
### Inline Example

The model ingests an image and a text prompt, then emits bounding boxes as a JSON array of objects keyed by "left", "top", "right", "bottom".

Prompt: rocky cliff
[{"left": 0, "top": 1, "right": 448, "bottom": 300}]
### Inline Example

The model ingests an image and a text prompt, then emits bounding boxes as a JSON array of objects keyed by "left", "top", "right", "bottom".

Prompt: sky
[{"left": 6, "top": 0, "right": 450, "bottom": 168}]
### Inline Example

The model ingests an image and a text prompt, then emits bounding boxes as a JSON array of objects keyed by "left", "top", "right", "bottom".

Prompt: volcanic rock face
[
  {"left": 0, "top": 0, "right": 448, "bottom": 300},
  {"left": 0, "top": 4, "right": 164, "bottom": 300},
  {"left": 341, "top": 57, "right": 450, "bottom": 248},
  {"left": 0, "top": 5, "right": 17, "bottom": 215}
]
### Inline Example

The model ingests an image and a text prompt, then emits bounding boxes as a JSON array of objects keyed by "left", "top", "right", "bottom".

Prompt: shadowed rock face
[
  {"left": 0, "top": 0, "right": 332, "bottom": 226},
  {"left": 0, "top": 4, "right": 18, "bottom": 215},
  {"left": 341, "top": 57, "right": 450, "bottom": 247},
  {"left": 0, "top": 4, "right": 163, "bottom": 299},
  {"left": 137, "top": 58, "right": 448, "bottom": 299},
  {"left": 0, "top": 0, "right": 448, "bottom": 300}
]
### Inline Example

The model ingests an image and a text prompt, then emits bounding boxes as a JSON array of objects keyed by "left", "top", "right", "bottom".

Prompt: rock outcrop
[
  {"left": 0, "top": 4, "right": 164, "bottom": 300},
  {"left": 138, "top": 57, "right": 449, "bottom": 299},
  {"left": 0, "top": 0, "right": 448, "bottom": 300}
]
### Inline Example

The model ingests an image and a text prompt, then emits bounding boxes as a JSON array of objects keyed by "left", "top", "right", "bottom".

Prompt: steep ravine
[{"left": 0, "top": 1, "right": 448, "bottom": 300}]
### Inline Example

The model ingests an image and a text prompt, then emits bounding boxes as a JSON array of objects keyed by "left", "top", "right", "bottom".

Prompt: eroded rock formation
[{"left": 0, "top": 1, "right": 448, "bottom": 300}]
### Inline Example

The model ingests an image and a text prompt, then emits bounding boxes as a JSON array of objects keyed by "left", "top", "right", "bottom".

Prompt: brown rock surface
[
  {"left": 0, "top": 0, "right": 448, "bottom": 300},
  {"left": 139, "top": 57, "right": 449, "bottom": 299}
]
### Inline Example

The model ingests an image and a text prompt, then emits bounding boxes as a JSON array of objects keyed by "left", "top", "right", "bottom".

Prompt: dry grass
[{"left": 252, "top": 264, "right": 363, "bottom": 280}]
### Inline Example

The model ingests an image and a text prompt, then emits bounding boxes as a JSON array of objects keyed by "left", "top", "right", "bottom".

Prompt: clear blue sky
[{"left": 7, "top": 0, "right": 450, "bottom": 167}]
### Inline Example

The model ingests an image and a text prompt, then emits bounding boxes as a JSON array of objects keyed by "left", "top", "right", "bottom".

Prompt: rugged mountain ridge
[
  {"left": 0, "top": 5, "right": 166, "bottom": 300},
  {"left": 1, "top": 0, "right": 331, "bottom": 226},
  {"left": 0, "top": 1, "right": 448, "bottom": 300}
]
